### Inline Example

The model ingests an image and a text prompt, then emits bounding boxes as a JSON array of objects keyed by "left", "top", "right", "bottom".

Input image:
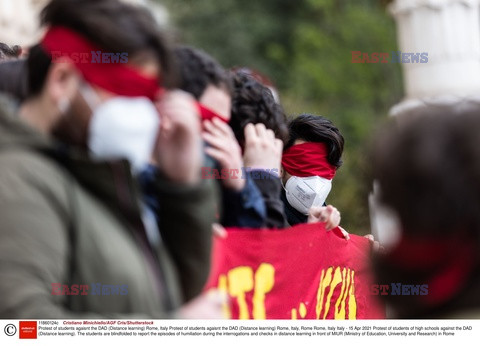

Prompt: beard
[{"left": 51, "top": 91, "right": 91, "bottom": 149}]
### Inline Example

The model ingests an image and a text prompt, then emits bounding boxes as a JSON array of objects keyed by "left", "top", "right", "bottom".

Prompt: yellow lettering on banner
[
  {"left": 219, "top": 263, "right": 276, "bottom": 320},
  {"left": 217, "top": 274, "right": 231, "bottom": 319},
  {"left": 252, "top": 263, "right": 275, "bottom": 320},
  {"left": 227, "top": 266, "right": 254, "bottom": 319},
  {"left": 348, "top": 270, "right": 357, "bottom": 320},
  {"left": 299, "top": 302, "right": 307, "bottom": 318},
  {"left": 315, "top": 266, "right": 357, "bottom": 320},
  {"left": 316, "top": 267, "right": 333, "bottom": 319},
  {"left": 291, "top": 302, "right": 307, "bottom": 320},
  {"left": 217, "top": 263, "right": 357, "bottom": 320},
  {"left": 334, "top": 268, "right": 349, "bottom": 320},
  {"left": 322, "top": 267, "right": 342, "bottom": 319},
  {"left": 315, "top": 269, "right": 325, "bottom": 319}
]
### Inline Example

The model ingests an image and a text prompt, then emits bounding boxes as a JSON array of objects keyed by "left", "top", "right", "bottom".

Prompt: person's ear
[
  {"left": 280, "top": 165, "right": 292, "bottom": 185},
  {"left": 44, "top": 60, "right": 80, "bottom": 113}
]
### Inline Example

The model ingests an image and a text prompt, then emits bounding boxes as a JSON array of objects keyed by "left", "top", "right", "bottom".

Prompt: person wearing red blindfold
[
  {"left": 174, "top": 46, "right": 276, "bottom": 229},
  {"left": 280, "top": 114, "right": 345, "bottom": 227},
  {"left": 0, "top": 0, "right": 223, "bottom": 319},
  {"left": 228, "top": 71, "right": 344, "bottom": 232}
]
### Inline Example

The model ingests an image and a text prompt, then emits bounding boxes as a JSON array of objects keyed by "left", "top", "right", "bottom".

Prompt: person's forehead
[
  {"left": 128, "top": 51, "right": 161, "bottom": 79},
  {"left": 294, "top": 139, "right": 307, "bottom": 145},
  {"left": 199, "top": 84, "right": 231, "bottom": 119}
]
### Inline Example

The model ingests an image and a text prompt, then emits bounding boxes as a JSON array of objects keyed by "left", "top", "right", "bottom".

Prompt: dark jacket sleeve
[
  {"left": 220, "top": 174, "right": 266, "bottom": 228},
  {"left": 153, "top": 174, "right": 217, "bottom": 303},
  {"left": 249, "top": 170, "right": 288, "bottom": 229},
  {"left": 0, "top": 150, "right": 176, "bottom": 319}
]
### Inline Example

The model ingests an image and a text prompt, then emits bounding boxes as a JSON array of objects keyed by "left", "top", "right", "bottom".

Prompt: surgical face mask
[
  {"left": 82, "top": 84, "right": 160, "bottom": 173},
  {"left": 284, "top": 176, "right": 332, "bottom": 215}
]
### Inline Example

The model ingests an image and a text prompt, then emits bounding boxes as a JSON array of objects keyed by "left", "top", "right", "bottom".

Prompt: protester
[
  {"left": 229, "top": 72, "right": 341, "bottom": 229},
  {"left": 228, "top": 71, "right": 343, "bottom": 231},
  {"left": 0, "top": 0, "right": 221, "bottom": 318},
  {"left": 174, "top": 45, "right": 272, "bottom": 228},
  {"left": 281, "top": 114, "right": 344, "bottom": 226},
  {"left": 229, "top": 70, "right": 289, "bottom": 228},
  {"left": 229, "top": 70, "right": 289, "bottom": 153},
  {"left": 371, "top": 107, "right": 480, "bottom": 319}
]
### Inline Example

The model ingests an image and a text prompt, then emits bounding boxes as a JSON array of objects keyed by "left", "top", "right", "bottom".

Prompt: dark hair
[
  {"left": 286, "top": 114, "right": 344, "bottom": 168},
  {"left": 26, "top": 0, "right": 174, "bottom": 97},
  {"left": 372, "top": 107, "right": 480, "bottom": 318},
  {"left": 174, "top": 45, "right": 231, "bottom": 100},
  {"left": 0, "top": 59, "right": 28, "bottom": 101},
  {"left": 0, "top": 43, "right": 21, "bottom": 61},
  {"left": 229, "top": 71, "right": 288, "bottom": 149}
]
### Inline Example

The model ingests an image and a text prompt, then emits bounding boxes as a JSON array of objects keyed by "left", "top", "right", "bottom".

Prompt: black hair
[
  {"left": 286, "top": 114, "right": 344, "bottom": 168},
  {"left": 229, "top": 71, "right": 288, "bottom": 150},
  {"left": 174, "top": 45, "right": 231, "bottom": 100},
  {"left": 26, "top": 0, "right": 174, "bottom": 97},
  {"left": 0, "top": 59, "right": 28, "bottom": 101}
]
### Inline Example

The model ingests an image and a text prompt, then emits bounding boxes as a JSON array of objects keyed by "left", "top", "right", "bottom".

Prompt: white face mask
[
  {"left": 284, "top": 176, "right": 332, "bottom": 215},
  {"left": 82, "top": 85, "right": 160, "bottom": 173}
]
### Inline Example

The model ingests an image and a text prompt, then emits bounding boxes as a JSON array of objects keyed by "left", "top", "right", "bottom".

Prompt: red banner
[{"left": 205, "top": 223, "right": 385, "bottom": 319}]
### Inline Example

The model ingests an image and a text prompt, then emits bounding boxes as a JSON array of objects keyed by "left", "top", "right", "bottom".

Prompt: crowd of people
[
  {"left": 0, "top": 0, "right": 478, "bottom": 320},
  {"left": 0, "top": 0, "right": 344, "bottom": 319}
]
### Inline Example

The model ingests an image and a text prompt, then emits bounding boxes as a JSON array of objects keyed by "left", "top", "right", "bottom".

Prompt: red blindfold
[
  {"left": 42, "top": 26, "right": 230, "bottom": 123},
  {"left": 197, "top": 104, "right": 229, "bottom": 123},
  {"left": 41, "top": 26, "right": 162, "bottom": 101},
  {"left": 282, "top": 142, "right": 336, "bottom": 179}
]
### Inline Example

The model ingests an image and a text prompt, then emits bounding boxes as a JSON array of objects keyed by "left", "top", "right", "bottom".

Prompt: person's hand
[
  {"left": 337, "top": 226, "right": 350, "bottom": 240},
  {"left": 177, "top": 290, "right": 228, "bottom": 319},
  {"left": 364, "top": 234, "right": 385, "bottom": 253},
  {"left": 154, "top": 90, "right": 202, "bottom": 184},
  {"left": 212, "top": 223, "right": 227, "bottom": 239},
  {"left": 308, "top": 205, "right": 349, "bottom": 240},
  {"left": 203, "top": 118, "right": 245, "bottom": 191},
  {"left": 243, "top": 123, "right": 283, "bottom": 174},
  {"left": 308, "top": 205, "right": 341, "bottom": 230}
]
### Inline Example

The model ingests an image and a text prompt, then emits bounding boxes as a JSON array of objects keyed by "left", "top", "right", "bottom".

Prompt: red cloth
[
  {"left": 197, "top": 103, "right": 229, "bottom": 123},
  {"left": 385, "top": 235, "right": 476, "bottom": 307},
  {"left": 282, "top": 142, "right": 336, "bottom": 179},
  {"left": 41, "top": 26, "right": 162, "bottom": 100},
  {"left": 204, "top": 223, "right": 385, "bottom": 319},
  {"left": 41, "top": 27, "right": 230, "bottom": 121}
]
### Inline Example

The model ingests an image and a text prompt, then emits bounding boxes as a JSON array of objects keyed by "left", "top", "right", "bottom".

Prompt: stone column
[
  {"left": 388, "top": 0, "right": 480, "bottom": 116},
  {"left": 370, "top": 0, "right": 480, "bottom": 243}
]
